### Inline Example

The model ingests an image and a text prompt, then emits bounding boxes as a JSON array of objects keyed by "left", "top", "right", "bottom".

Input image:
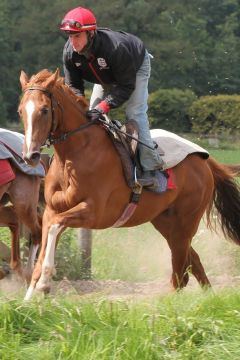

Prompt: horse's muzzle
[{"left": 24, "top": 151, "right": 41, "bottom": 167}]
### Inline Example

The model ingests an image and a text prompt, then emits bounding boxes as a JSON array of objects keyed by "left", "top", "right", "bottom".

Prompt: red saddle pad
[{"left": 0, "top": 159, "right": 15, "bottom": 185}]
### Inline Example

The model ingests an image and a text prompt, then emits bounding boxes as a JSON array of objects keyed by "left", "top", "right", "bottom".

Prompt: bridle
[
  {"left": 23, "top": 87, "right": 155, "bottom": 150},
  {"left": 23, "top": 86, "right": 98, "bottom": 147}
]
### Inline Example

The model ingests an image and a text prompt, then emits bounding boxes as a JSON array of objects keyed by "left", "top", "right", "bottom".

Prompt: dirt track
[
  {"left": 53, "top": 274, "right": 240, "bottom": 299},
  {"left": 1, "top": 273, "right": 240, "bottom": 301}
]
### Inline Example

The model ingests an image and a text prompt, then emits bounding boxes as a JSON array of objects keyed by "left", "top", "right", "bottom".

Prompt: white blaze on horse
[{"left": 18, "top": 69, "right": 240, "bottom": 300}]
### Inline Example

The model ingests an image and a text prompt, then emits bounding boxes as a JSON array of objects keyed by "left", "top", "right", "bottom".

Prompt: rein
[{"left": 46, "top": 120, "right": 98, "bottom": 146}]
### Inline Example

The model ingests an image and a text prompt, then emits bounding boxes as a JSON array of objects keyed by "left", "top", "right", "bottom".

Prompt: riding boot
[
  {"left": 136, "top": 169, "right": 168, "bottom": 193},
  {"left": 136, "top": 170, "right": 158, "bottom": 187}
]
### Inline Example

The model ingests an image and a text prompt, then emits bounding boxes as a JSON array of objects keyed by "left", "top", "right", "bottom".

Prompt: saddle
[
  {"left": 101, "top": 118, "right": 140, "bottom": 190},
  {"left": 101, "top": 117, "right": 168, "bottom": 195}
]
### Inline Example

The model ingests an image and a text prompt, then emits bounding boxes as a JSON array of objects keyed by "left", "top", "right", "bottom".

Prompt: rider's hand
[
  {"left": 86, "top": 108, "right": 103, "bottom": 122},
  {"left": 86, "top": 100, "right": 110, "bottom": 122}
]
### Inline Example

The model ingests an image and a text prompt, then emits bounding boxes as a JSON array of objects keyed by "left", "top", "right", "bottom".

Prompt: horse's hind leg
[
  {"left": 18, "top": 210, "right": 41, "bottom": 283},
  {"left": 0, "top": 206, "right": 22, "bottom": 278},
  {"left": 0, "top": 183, "right": 23, "bottom": 278},
  {"left": 188, "top": 247, "right": 211, "bottom": 287},
  {"left": 9, "top": 174, "right": 42, "bottom": 281},
  {"left": 152, "top": 210, "right": 211, "bottom": 290}
]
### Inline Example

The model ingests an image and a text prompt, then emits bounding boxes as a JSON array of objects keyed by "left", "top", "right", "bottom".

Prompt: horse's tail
[
  {"left": 206, "top": 157, "right": 240, "bottom": 245},
  {"left": 225, "top": 164, "right": 240, "bottom": 177}
]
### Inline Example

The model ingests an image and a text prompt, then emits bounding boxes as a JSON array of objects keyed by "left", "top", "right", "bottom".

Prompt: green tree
[
  {"left": 1, "top": 0, "right": 240, "bottom": 126},
  {"left": 0, "top": 0, "right": 23, "bottom": 123}
]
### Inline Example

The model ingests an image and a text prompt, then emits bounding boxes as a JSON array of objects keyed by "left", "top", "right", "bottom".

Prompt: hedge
[
  {"left": 87, "top": 89, "right": 240, "bottom": 136},
  {"left": 189, "top": 95, "right": 240, "bottom": 135},
  {"left": 148, "top": 88, "right": 197, "bottom": 132}
]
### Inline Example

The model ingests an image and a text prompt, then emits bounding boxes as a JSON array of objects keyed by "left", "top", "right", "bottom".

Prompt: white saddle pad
[{"left": 151, "top": 129, "right": 209, "bottom": 170}]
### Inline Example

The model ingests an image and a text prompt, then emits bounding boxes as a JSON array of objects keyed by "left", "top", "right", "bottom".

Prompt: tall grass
[{"left": 0, "top": 289, "right": 240, "bottom": 359}]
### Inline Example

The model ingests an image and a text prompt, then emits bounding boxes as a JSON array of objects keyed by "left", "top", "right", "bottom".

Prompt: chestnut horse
[
  {"left": 0, "top": 163, "right": 42, "bottom": 280},
  {"left": 18, "top": 69, "right": 240, "bottom": 300},
  {"left": 0, "top": 131, "right": 50, "bottom": 281}
]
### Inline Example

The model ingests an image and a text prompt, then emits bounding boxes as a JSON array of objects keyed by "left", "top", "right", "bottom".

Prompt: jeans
[{"left": 90, "top": 50, "right": 163, "bottom": 171}]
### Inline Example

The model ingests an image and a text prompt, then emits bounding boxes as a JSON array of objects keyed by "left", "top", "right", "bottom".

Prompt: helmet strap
[{"left": 78, "top": 31, "right": 95, "bottom": 57}]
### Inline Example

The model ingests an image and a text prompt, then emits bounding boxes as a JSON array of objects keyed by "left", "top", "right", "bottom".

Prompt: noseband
[{"left": 23, "top": 87, "right": 97, "bottom": 147}]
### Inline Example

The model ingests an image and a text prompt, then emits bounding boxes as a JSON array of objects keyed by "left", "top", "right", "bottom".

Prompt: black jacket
[{"left": 63, "top": 28, "right": 146, "bottom": 109}]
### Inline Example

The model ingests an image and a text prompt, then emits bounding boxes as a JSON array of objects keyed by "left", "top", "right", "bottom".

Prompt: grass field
[
  {"left": 209, "top": 149, "right": 239, "bottom": 164},
  {"left": 0, "top": 289, "right": 240, "bottom": 359}
]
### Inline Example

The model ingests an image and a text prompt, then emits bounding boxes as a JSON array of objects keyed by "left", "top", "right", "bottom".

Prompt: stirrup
[{"left": 133, "top": 167, "right": 143, "bottom": 193}]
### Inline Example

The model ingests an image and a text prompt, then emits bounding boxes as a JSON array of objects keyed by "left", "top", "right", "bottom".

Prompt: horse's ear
[
  {"left": 45, "top": 68, "right": 60, "bottom": 90},
  {"left": 20, "top": 70, "right": 29, "bottom": 90}
]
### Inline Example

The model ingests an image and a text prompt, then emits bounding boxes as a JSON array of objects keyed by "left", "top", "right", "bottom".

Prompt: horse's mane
[
  {"left": 28, "top": 69, "right": 89, "bottom": 111},
  {"left": 28, "top": 69, "right": 63, "bottom": 87}
]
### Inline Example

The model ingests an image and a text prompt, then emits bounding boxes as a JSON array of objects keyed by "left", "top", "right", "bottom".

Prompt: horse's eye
[{"left": 41, "top": 107, "right": 49, "bottom": 115}]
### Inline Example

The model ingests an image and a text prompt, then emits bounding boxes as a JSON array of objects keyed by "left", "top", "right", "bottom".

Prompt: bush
[
  {"left": 189, "top": 95, "right": 240, "bottom": 135},
  {"left": 148, "top": 88, "right": 197, "bottom": 132},
  {"left": 53, "top": 229, "right": 86, "bottom": 281}
]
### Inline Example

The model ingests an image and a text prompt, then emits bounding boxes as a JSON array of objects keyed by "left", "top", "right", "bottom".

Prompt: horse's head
[{"left": 19, "top": 69, "right": 59, "bottom": 166}]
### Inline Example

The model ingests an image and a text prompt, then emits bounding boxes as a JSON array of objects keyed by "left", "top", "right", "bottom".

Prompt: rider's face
[{"left": 69, "top": 32, "right": 88, "bottom": 53}]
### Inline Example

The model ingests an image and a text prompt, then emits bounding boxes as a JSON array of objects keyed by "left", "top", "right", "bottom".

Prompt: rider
[{"left": 60, "top": 6, "right": 164, "bottom": 188}]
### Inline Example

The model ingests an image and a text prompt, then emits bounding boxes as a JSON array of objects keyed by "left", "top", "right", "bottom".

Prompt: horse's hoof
[
  {"left": 0, "top": 264, "right": 10, "bottom": 279},
  {"left": 0, "top": 270, "right": 6, "bottom": 280},
  {"left": 35, "top": 281, "right": 51, "bottom": 294}
]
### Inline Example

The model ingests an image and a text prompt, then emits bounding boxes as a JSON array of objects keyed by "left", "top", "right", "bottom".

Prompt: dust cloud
[{"left": 0, "top": 221, "right": 240, "bottom": 300}]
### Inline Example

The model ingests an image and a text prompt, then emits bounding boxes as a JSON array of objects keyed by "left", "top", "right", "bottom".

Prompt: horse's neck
[
  {"left": 52, "top": 87, "right": 119, "bottom": 164},
  {"left": 55, "top": 88, "right": 87, "bottom": 132}
]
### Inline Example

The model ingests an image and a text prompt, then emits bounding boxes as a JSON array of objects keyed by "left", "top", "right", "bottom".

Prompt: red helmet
[{"left": 60, "top": 7, "right": 97, "bottom": 32}]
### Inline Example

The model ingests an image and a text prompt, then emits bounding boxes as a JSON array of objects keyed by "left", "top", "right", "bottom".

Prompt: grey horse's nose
[{"left": 24, "top": 151, "right": 41, "bottom": 166}]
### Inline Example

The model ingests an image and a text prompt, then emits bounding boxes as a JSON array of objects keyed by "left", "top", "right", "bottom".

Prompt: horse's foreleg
[
  {"left": 35, "top": 224, "right": 64, "bottom": 293},
  {"left": 25, "top": 221, "right": 64, "bottom": 300},
  {"left": 23, "top": 216, "right": 42, "bottom": 283},
  {"left": 25, "top": 200, "right": 93, "bottom": 300},
  {"left": 51, "top": 200, "right": 94, "bottom": 228},
  {"left": 36, "top": 201, "right": 93, "bottom": 288},
  {"left": 24, "top": 242, "right": 40, "bottom": 284}
]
